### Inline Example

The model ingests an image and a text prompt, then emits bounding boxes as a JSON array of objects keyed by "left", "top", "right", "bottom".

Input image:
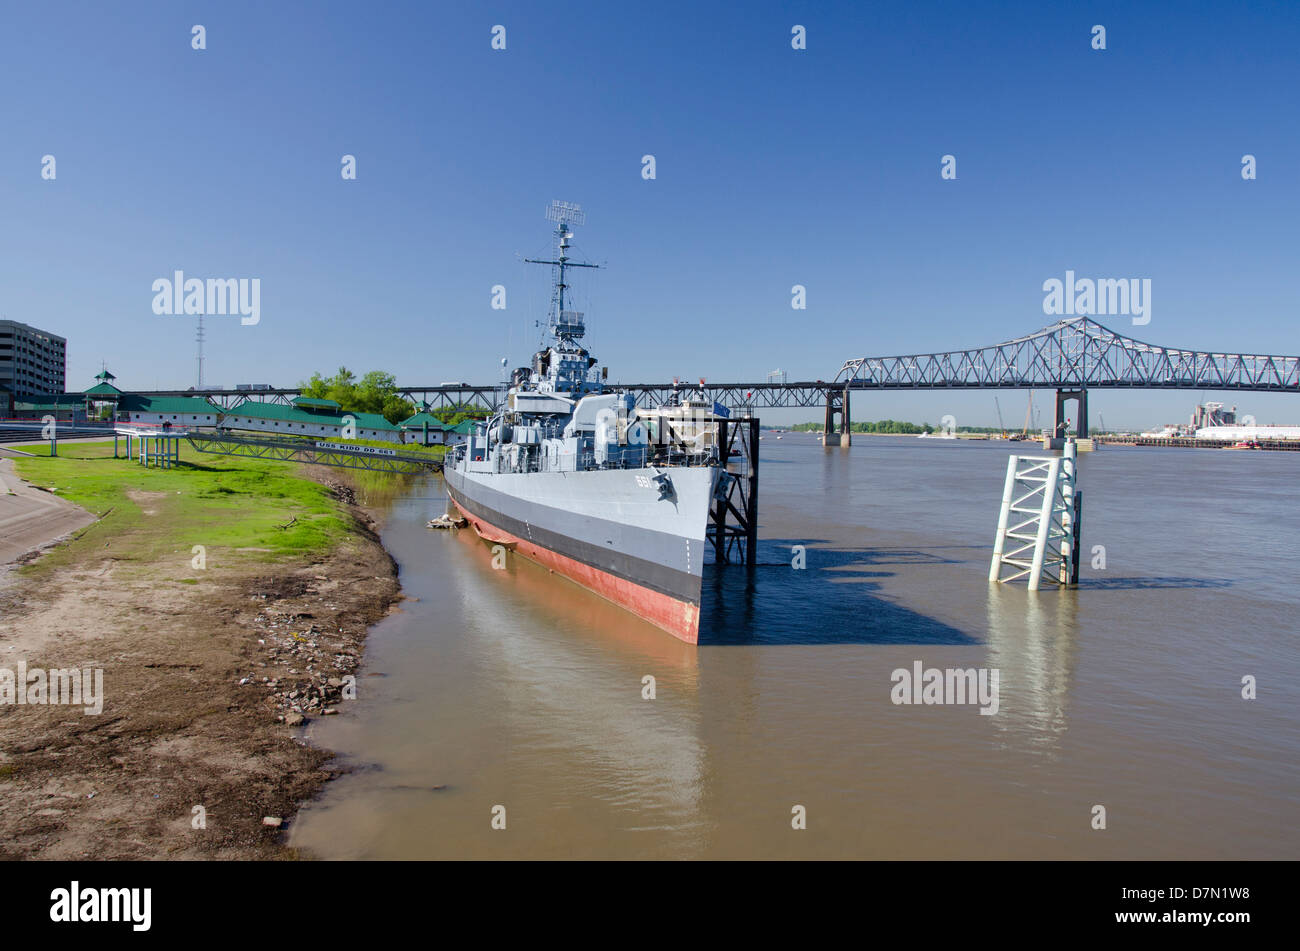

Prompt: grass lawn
[{"left": 12, "top": 440, "right": 355, "bottom": 579}]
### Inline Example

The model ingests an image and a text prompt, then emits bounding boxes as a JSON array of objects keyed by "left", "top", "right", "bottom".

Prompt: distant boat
[
  {"left": 917, "top": 431, "right": 957, "bottom": 440},
  {"left": 1140, "top": 426, "right": 1184, "bottom": 439}
]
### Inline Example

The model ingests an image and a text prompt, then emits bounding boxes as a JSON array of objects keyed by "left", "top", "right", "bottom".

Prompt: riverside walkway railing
[{"left": 185, "top": 431, "right": 443, "bottom": 474}]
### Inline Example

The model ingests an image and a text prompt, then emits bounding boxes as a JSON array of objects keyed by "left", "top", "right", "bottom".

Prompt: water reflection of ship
[
  {"left": 440, "top": 524, "right": 708, "bottom": 839},
  {"left": 449, "top": 524, "right": 702, "bottom": 677},
  {"left": 983, "top": 585, "right": 1079, "bottom": 755}
]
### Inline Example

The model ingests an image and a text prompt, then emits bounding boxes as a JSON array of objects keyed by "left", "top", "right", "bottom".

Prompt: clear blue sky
[{"left": 2, "top": 0, "right": 1297, "bottom": 428}]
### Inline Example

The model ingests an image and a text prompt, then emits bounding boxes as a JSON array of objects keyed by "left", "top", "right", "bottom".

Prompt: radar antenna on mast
[{"left": 545, "top": 200, "right": 585, "bottom": 227}]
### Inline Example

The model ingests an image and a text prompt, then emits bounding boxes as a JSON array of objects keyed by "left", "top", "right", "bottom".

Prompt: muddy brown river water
[{"left": 290, "top": 436, "right": 1299, "bottom": 859}]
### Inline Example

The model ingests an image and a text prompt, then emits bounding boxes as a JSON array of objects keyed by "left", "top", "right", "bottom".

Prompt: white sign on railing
[{"left": 315, "top": 441, "right": 396, "bottom": 457}]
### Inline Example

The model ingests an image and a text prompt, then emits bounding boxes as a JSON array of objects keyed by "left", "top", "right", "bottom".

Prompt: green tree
[
  {"left": 298, "top": 367, "right": 415, "bottom": 424},
  {"left": 381, "top": 393, "right": 415, "bottom": 424},
  {"left": 355, "top": 370, "right": 397, "bottom": 414},
  {"left": 299, "top": 366, "right": 357, "bottom": 405},
  {"left": 431, "top": 403, "right": 489, "bottom": 426}
]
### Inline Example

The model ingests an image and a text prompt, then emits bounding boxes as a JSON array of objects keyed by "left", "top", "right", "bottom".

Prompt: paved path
[{"left": 0, "top": 453, "right": 96, "bottom": 565}]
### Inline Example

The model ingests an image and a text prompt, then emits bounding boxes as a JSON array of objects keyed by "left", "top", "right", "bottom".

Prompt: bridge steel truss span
[
  {"left": 833, "top": 317, "right": 1300, "bottom": 394},
  {"left": 615, "top": 382, "right": 830, "bottom": 410},
  {"left": 830, "top": 316, "right": 1300, "bottom": 439},
  {"left": 131, "top": 386, "right": 502, "bottom": 413},
  {"left": 132, "top": 318, "right": 1299, "bottom": 440}
]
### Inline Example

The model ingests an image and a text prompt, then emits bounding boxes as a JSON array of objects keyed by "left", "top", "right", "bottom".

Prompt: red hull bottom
[{"left": 450, "top": 498, "right": 701, "bottom": 644}]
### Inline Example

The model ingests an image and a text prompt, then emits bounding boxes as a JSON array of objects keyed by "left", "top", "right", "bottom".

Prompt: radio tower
[{"left": 195, "top": 315, "right": 205, "bottom": 388}]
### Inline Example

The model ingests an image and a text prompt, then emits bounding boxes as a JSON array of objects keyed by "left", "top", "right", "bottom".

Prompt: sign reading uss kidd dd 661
[{"left": 315, "top": 441, "right": 397, "bottom": 457}]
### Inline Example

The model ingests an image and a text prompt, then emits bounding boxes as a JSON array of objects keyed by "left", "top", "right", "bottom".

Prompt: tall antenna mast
[
  {"left": 524, "top": 200, "right": 599, "bottom": 348},
  {"left": 196, "top": 315, "right": 205, "bottom": 388}
]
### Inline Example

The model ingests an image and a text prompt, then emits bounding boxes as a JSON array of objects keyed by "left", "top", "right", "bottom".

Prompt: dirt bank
[{"left": 0, "top": 467, "right": 400, "bottom": 860}]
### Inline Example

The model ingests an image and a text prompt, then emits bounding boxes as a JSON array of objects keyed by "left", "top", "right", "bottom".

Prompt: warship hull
[{"left": 445, "top": 465, "right": 719, "bottom": 643}]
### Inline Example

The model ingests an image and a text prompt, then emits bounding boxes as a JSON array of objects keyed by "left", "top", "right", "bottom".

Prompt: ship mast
[{"left": 525, "top": 200, "right": 599, "bottom": 350}]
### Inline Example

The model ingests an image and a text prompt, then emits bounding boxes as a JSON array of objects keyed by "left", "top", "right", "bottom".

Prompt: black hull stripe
[{"left": 446, "top": 482, "right": 703, "bottom": 606}]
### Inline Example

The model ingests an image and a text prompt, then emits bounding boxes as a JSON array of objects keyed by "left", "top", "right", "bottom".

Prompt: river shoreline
[{"left": 0, "top": 458, "right": 402, "bottom": 860}]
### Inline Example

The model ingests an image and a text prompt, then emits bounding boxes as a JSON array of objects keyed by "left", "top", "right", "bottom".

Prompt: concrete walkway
[{"left": 0, "top": 452, "right": 96, "bottom": 566}]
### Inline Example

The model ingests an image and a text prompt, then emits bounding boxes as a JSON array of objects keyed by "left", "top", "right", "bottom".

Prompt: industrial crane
[{"left": 1018, "top": 392, "right": 1035, "bottom": 440}]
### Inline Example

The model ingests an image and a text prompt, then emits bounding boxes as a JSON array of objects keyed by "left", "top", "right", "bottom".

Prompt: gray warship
[{"left": 444, "top": 202, "right": 726, "bottom": 643}]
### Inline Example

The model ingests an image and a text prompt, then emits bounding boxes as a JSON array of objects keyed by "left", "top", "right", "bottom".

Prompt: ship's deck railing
[
  {"left": 593, "top": 447, "right": 719, "bottom": 470},
  {"left": 475, "top": 444, "right": 719, "bottom": 476}
]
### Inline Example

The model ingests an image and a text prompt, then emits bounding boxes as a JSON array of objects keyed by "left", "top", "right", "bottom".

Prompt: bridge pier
[
  {"left": 1054, "top": 388, "right": 1088, "bottom": 439},
  {"left": 823, "top": 385, "right": 851, "bottom": 446}
]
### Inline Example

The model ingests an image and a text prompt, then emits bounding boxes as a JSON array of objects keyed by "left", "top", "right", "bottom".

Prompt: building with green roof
[
  {"left": 220, "top": 399, "right": 405, "bottom": 443},
  {"left": 11, "top": 393, "right": 90, "bottom": 421},
  {"left": 399, "top": 411, "right": 449, "bottom": 446},
  {"left": 117, "top": 394, "right": 220, "bottom": 426},
  {"left": 397, "top": 413, "right": 480, "bottom": 446}
]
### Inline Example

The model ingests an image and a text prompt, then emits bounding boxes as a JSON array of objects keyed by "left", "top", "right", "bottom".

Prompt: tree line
[
  {"left": 298, "top": 368, "right": 489, "bottom": 426},
  {"left": 791, "top": 419, "right": 935, "bottom": 434}
]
